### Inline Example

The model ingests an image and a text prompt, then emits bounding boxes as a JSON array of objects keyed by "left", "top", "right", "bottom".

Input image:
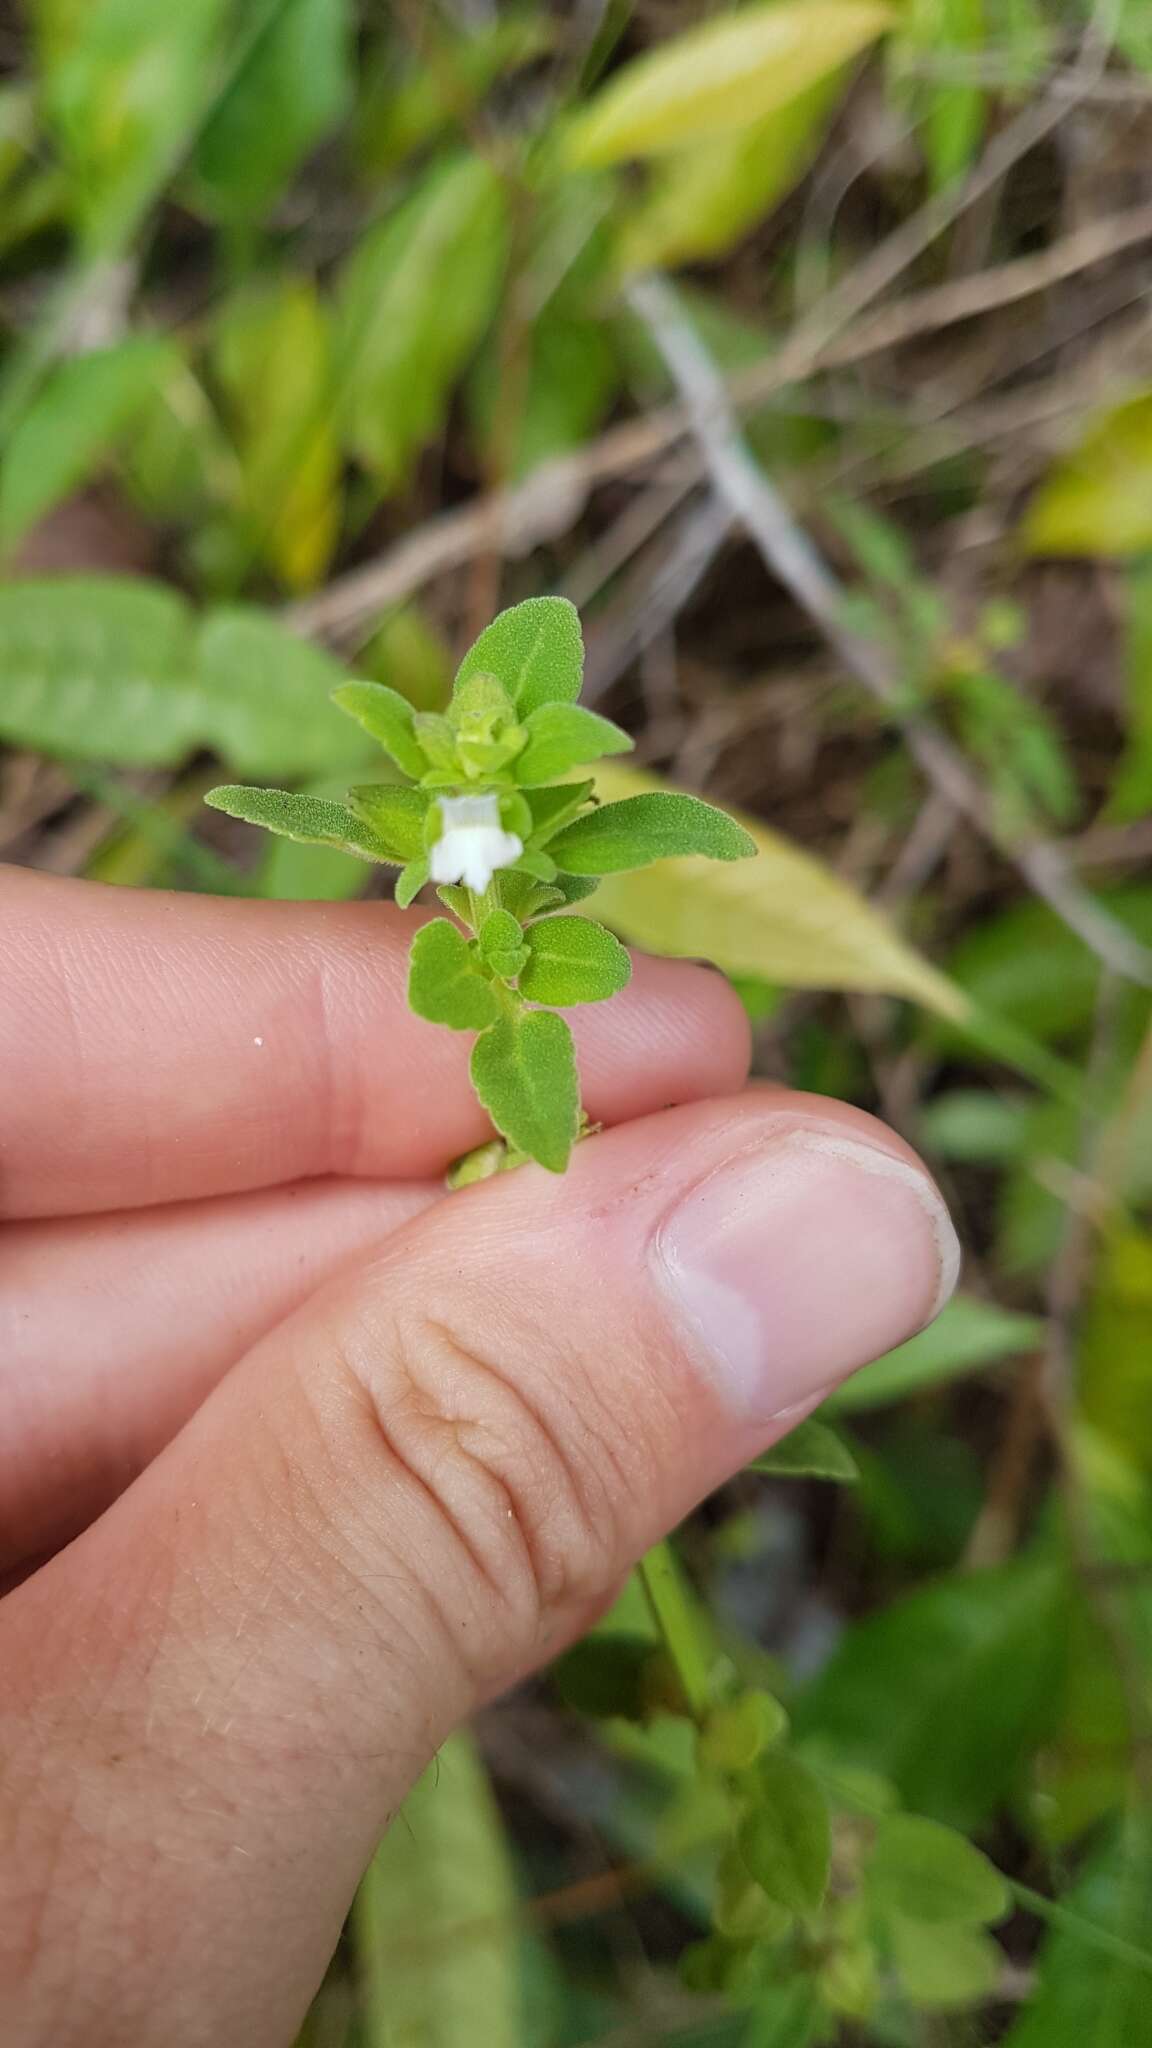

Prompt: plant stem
[{"left": 637, "top": 1539, "right": 714, "bottom": 1723}]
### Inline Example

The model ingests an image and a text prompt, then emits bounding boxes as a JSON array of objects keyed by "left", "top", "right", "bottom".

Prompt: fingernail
[{"left": 653, "top": 1125, "right": 960, "bottom": 1421}]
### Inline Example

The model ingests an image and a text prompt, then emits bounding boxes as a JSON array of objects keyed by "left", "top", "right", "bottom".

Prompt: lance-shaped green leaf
[
  {"left": 525, "top": 778, "right": 596, "bottom": 842},
  {"left": 738, "top": 1749, "right": 831, "bottom": 1915},
  {"left": 455, "top": 596, "right": 583, "bottom": 716},
  {"left": 204, "top": 785, "right": 395, "bottom": 861},
  {"left": 566, "top": 1, "right": 892, "bottom": 165},
  {"left": 478, "top": 909, "right": 529, "bottom": 981},
  {"left": 395, "top": 856, "right": 429, "bottom": 909},
  {"left": 332, "top": 679, "right": 426, "bottom": 780},
  {"left": 408, "top": 920, "right": 500, "bottom": 1031},
  {"left": 866, "top": 1815, "right": 1009, "bottom": 1927},
  {"left": 346, "top": 783, "right": 431, "bottom": 862},
  {"left": 549, "top": 791, "right": 756, "bottom": 874},
  {"left": 0, "top": 336, "right": 175, "bottom": 552},
  {"left": 471, "top": 1009, "right": 580, "bottom": 1172},
  {"left": 519, "top": 915, "right": 631, "bottom": 1006},
  {"left": 514, "top": 703, "right": 633, "bottom": 784},
  {"left": 750, "top": 1417, "right": 859, "bottom": 1483}
]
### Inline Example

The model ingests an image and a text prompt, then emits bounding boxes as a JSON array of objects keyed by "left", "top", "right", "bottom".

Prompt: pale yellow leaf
[
  {"left": 1023, "top": 390, "right": 1152, "bottom": 558},
  {"left": 586, "top": 763, "right": 968, "bottom": 1019},
  {"left": 567, "top": 2, "right": 892, "bottom": 166}
]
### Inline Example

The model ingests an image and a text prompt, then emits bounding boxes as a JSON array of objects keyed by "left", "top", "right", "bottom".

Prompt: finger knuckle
[{"left": 327, "top": 1301, "right": 630, "bottom": 1691}]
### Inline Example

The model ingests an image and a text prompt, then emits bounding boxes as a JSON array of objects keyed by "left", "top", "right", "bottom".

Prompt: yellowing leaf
[
  {"left": 586, "top": 763, "right": 967, "bottom": 1020},
  {"left": 567, "top": 2, "right": 891, "bottom": 166},
  {"left": 214, "top": 274, "right": 340, "bottom": 591},
  {"left": 1023, "top": 390, "right": 1152, "bottom": 557},
  {"left": 619, "top": 74, "right": 846, "bottom": 272}
]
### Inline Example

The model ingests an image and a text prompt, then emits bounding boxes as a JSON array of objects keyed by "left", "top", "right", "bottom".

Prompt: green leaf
[
  {"left": 751, "top": 1417, "right": 859, "bottom": 1482},
  {"left": 205, "top": 785, "right": 392, "bottom": 862},
  {"left": 619, "top": 73, "right": 847, "bottom": 271},
  {"left": 455, "top": 596, "right": 584, "bottom": 717},
  {"left": 738, "top": 1749, "right": 831, "bottom": 1915},
  {"left": 1001, "top": 1812, "right": 1152, "bottom": 2046},
  {"left": 408, "top": 920, "right": 500, "bottom": 1032},
  {"left": 191, "top": 0, "right": 351, "bottom": 224},
  {"left": 331, "top": 680, "right": 427, "bottom": 780},
  {"left": 351, "top": 1730, "right": 521, "bottom": 2048},
  {"left": 1111, "top": 559, "right": 1152, "bottom": 822},
  {"left": 42, "top": 0, "right": 230, "bottom": 250},
  {"left": 346, "top": 784, "right": 432, "bottom": 863},
  {"left": 867, "top": 1814, "right": 1009, "bottom": 1926},
  {"left": 395, "top": 857, "right": 430, "bottom": 910},
  {"left": 337, "top": 154, "right": 507, "bottom": 485},
  {"left": 478, "top": 909, "right": 529, "bottom": 982},
  {"left": 550, "top": 791, "right": 756, "bottom": 874},
  {"left": 258, "top": 773, "right": 367, "bottom": 902},
  {"left": 566, "top": 1, "right": 892, "bottom": 165},
  {"left": 826, "top": 1295, "right": 1045, "bottom": 1414},
  {"left": 519, "top": 916, "right": 631, "bottom": 1007},
  {"left": 585, "top": 764, "right": 968, "bottom": 1018},
  {"left": 195, "top": 608, "right": 366, "bottom": 778},
  {"left": 1023, "top": 390, "right": 1152, "bottom": 557},
  {"left": 0, "top": 337, "right": 173, "bottom": 552},
  {"left": 889, "top": 1918, "right": 1003, "bottom": 2010},
  {"left": 0, "top": 576, "right": 201, "bottom": 765},
  {"left": 212, "top": 274, "right": 339, "bottom": 591},
  {"left": 514, "top": 703, "right": 632, "bottom": 784},
  {"left": 471, "top": 1010, "right": 580, "bottom": 1173},
  {"left": 698, "top": 1692, "right": 789, "bottom": 1773},
  {"left": 793, "top": 1553, "right": 1066, "bottom": 1828}
]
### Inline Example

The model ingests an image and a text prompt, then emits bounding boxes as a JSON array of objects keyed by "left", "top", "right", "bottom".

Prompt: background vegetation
[{"left": 3, "top": 0, "right": 1152, "bottom": 2040}]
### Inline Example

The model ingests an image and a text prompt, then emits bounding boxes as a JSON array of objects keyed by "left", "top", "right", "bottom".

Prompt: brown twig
[{"left": 626, "top": 270, "right": 1152, "bottom": 989}]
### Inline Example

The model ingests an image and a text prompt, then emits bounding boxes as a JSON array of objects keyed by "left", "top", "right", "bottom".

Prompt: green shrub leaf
[
  {"left": 455, "top": 596, "right": 583, "bottom": 716},
  {"left": 332, "top": 679, "right": 427, "bottom": 780},
  {"left": 514, "top": 703, "right": 632, "bottom": 784},
  {"left": 889, "top": 1918, "right": 1003, "bottom": 2010},
  {"left": 471, "top": 1010, "right": 580, "bottom": 1172},
  {"left": 519, "top": 916, "right": 631, "bottom": 1006},
  {"left": 408, "top": 919, "right": 500, "bottom": 1031},
  {"left": 0, "top": 337, "right": 174, "bottom": 552},
  {"left": 477, "top": 909, "right": 529, "bottom": 981},
  {"left": 205, "top": 784, "right": 390, "bottom": 861},
  {"left": 867, "top": 1814, "right": 1009, "bottom": 1926},
  {"left": 751, "top": 1417, "right": 860, "bottom": 1482},
  {"left": 549, "top": 791, "right": 756, "bottom": 874},
  {"left": 738, "top": 1749, "right": 831, "bottom": 1915},
  {"left": 346, "top": 783, "right": 432, "bottom": 862}
]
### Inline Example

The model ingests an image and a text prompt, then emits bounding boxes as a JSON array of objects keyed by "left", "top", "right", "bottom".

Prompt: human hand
[{"left": 0, "top": 866, "right": 958, "bottom": 2044}]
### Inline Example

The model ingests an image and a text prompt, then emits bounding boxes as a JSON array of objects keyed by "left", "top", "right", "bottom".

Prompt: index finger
[{"left": 0, "top": 867, "right": 750, "bottom": 1218}]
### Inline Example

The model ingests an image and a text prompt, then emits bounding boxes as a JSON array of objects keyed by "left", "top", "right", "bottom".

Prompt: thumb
[{"left": 1, "top": 1091, "right": 958, "bottom": 2044}]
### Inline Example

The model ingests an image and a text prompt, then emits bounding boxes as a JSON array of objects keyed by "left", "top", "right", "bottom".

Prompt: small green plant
[{"left": 206, "top": 596, "right": 754, "bottom": 1171}]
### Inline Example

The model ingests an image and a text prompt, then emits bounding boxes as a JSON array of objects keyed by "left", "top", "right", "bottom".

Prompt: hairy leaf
[
  {"left": 514, "top": 703, "right": 632, "bottom": 784},
  {"left": 471, "top": 1009, "right": 580, "bottom": 1173},
  {"left": 408, "top": 920, "right": 500, "bottom": 1031},
  {"left": 550, "top": 790, "right": 756, "bottom": 873},
  {"left": 345, "top": 783, "right": 432, "bottom": 862},
  {"left": 519, "top": 916, "right": 631, "bottom": 1006},
  {"left": 455, "top": 596, "right": 584, "bottom": 716},
  {"left": 205, "top": 785, "right": 391, "bottom": 861},
  {"left": 332, "top": 680, "right": 427, "bottom": 780}
]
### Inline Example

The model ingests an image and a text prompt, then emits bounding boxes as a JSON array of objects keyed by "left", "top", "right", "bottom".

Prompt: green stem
[
  {"left": 1011, "top": 1879, "right": 1152, "bottom": 1979},
  {"left": 637, "top": 1539, "right": 714, "bottom": 1723}
]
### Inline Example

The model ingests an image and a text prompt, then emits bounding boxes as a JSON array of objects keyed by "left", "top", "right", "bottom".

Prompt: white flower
[{"left": 429, "top": 793, "right": 523, "bottom": 894}]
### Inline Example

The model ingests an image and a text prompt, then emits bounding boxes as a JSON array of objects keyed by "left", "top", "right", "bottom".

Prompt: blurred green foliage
[{"left": 4, "top": 0, "right": 1152, "bottom": 2041}]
